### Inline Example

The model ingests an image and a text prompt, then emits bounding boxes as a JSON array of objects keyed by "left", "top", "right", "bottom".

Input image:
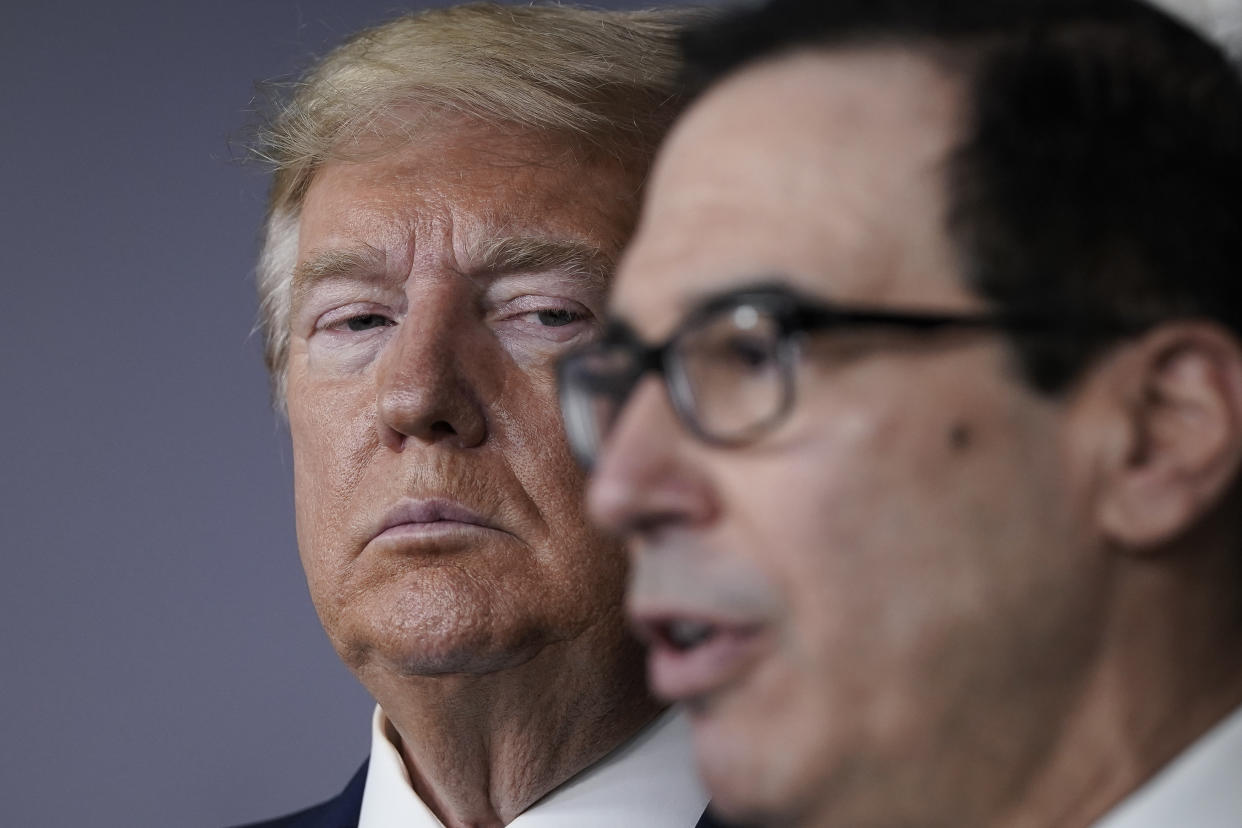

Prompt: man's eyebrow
[
  {"left": 472, "top": 235, "right": 614, "bottom": 294},
  {"left": 290, "top": 245, "right": 388, "bottom": 310}
]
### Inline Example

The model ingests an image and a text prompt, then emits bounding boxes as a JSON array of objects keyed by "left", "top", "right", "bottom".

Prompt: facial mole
[{"left": 948, "top": 422, "right": 973, "bottom": 452}]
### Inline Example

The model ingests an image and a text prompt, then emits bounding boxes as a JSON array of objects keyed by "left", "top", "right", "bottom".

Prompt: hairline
[{"left": 252, "top": 3, "right": 695, "bottom": 410}]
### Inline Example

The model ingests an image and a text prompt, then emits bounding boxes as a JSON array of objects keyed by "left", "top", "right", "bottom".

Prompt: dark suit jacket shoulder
[
  {"left": 232, "top": 761, "right": 368, "bottom": 828},
  {"left": 232, "top": 760, "right": 730, "bottom": 827}
]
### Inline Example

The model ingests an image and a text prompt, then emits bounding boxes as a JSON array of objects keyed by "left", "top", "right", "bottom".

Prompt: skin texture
[
  {"left": 286, "top": 117, "right": 659, "bottom": 827},
  {"left": 589, "top": 49, "right": 1242, "bottom": 828}
]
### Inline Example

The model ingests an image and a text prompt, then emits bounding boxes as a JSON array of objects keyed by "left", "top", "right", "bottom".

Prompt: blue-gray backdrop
[{"left": 0, "top": 1, "right": 698, "bottom": 825}]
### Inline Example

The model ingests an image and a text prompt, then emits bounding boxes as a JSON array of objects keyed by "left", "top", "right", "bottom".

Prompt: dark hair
[{"left": 682, "top": 0, "right": 1242, "bottom": 391}]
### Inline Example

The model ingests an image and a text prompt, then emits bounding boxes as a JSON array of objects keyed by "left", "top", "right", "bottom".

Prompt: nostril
[{"left": 374, "top": 377, "right": 486, "bottom": 448}]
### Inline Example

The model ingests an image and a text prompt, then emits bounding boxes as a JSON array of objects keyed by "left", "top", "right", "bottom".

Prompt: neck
[
  {"left": 359, "top": 636, "right": 661, "bottom": 828},
  {"left": 993, "top": 551, "right": 1242, "bottom": 828}
]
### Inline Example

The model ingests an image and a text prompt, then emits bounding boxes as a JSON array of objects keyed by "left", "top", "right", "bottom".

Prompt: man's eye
[
  {"left": 344, "top": 314, "right": 395, "bottom": 332},
  {"left": 725, "top": 337, "right": 777, "bottom": 370},
  {"left": 535, "top": 309, "right": 584, "bottom": 327},
  {"left": 690, "top": 335, "right": 779, "bottom": 376}
]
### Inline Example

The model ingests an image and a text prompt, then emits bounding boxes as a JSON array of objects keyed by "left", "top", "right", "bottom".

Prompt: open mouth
[
  {"left": 635, "top": 613, "right": 767, "bottom": 701},
  {"left": 653, "top": 618, "right": 720, "bottom": 652}
]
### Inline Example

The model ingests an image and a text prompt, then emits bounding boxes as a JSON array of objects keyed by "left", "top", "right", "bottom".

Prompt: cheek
[
  {"left": 718, "top": 389, "right": 1015, "bottom": 689},
  {"left": 492, "top": 371, "right": 577, "bottom": 518},
  {"left": 770, "top": 413, "right": 964, "bottom": 644},
  {"left": 755, "top": 391, "right": 1075, "bottom": 694},
  {"left": 287, "top": 373, "right": 377, "bottom": 566},
  {"left": 726, "top": 400, "right": 911, "bottom": 597},
  {"left": 493, "top": 369, "right": 630, "bottom": 617},
  {"left": 694, "top": 409, "right": 958, "bottom": 804}
]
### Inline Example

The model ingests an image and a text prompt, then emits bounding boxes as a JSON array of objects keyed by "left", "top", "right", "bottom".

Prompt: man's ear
[{"left": 1095, "top": 323, "right": 1242, "bottom": 552}]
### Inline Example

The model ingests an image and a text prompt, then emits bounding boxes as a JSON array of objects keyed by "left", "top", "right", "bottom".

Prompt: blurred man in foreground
[
  {"left": 560, "top": 0, "right": 1242, "bottom": 825},
  {"left": 242, "top": 4, "right": 717, "bottom": 826}
]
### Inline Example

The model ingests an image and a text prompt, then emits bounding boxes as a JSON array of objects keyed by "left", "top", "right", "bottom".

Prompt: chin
[
  {"left": 388, "top": 640, "right": 543, "bottom": 677},
  {"left": 322, "top": 576, "right": 561, "bottom": 678},
  {"left": 702, "top": 761, "right": 826, "bottom": 828},
  {"left": 338, "top": 615, "right": 552, "bottom": 678},
  {"left": 690, "top": 691, "right": 825, "bottom": 827},
  {"left": 694, "top": 731, "right": 779, "bottom": 825}
]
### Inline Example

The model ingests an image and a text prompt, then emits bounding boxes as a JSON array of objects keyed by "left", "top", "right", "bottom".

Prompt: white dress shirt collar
[
  {"left": 1092, "top": 703, "right": 1242, "bottom": 828},
  {"left": 359, "top": 705, "right": 708, "bottom": 828}
]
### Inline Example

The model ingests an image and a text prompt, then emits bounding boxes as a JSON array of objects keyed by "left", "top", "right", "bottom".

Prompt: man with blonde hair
[{"left": 239, "top": 4, "right": 719, "bottom": 826}]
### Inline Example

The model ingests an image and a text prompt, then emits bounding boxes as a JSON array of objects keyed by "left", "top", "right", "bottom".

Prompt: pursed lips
[{"left": 371, "top": 497, "right": 509, "bottom": 543}]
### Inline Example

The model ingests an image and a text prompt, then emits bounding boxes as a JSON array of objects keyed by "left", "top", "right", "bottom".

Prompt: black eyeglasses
[{"left": 557, "top": 282, "right": 1143, "bottom": 467}]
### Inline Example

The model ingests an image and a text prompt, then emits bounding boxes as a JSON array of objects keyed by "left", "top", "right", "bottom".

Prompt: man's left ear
[{"left": 1097, "top": 322, "right": 1242, "bottom": 551}]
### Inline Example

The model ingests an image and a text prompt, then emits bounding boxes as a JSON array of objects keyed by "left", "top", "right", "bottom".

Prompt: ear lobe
[{"left": 1097, "top": 324, "right": 1242, "bottom": 552}]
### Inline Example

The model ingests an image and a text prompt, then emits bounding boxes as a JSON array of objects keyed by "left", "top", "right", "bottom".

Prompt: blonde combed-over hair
[{"left": 253, "top": 2, "right": 693, "bottom": 406}]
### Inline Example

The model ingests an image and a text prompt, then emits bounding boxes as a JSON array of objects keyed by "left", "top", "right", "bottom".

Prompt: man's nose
[
  {"left": 587, "top": 378, "right": 718, "bottom": 538},
  {"left": 374, "top": 300, "right": 488, "bottom": 451}
]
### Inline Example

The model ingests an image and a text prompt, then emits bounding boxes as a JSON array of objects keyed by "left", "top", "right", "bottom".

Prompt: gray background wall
[{"left": 0, "top": 1, "right": 695, "bottom": 826}]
